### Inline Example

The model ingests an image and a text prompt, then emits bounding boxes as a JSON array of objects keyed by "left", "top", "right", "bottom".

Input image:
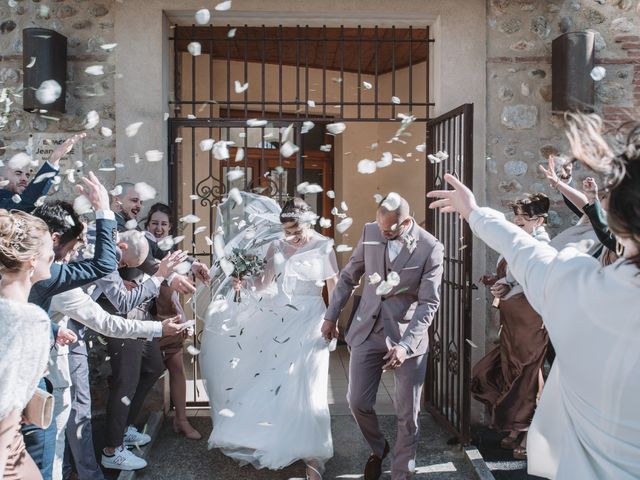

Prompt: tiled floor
[{"left": 184, "top": 345, "right": 397, "bottom": 416}]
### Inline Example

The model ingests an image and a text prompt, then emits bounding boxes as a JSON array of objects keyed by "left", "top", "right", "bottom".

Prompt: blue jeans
[{"left": 22, "top": 377, "right": 57, "bottom": 480}]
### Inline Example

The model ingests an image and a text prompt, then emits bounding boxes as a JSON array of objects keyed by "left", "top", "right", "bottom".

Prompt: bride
[{"left": 197, "top": 194, "right": 338, "bottom": 480}]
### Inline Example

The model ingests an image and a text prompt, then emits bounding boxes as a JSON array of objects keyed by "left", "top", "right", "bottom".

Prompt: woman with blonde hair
[{"left": 0, "top": 210, "right": 56, "bottom": 479}]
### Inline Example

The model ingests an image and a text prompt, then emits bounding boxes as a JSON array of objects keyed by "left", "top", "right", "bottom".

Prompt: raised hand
[
  {"left": 539, "top": 155, "right": 560, "bottom": 188},
  {"left": 583, "top": 177, "right": 599, "bottom": 204},
  {"left": 169, "top": 274, "right": 196, "bottom": 294},
  {"left": 426, "top": 173, "right": 478, "bottom": 221},
  {"left": 157, "top": 250, "right": 189, "bottom": 279},
  {"left": 76, "top": 171, "right": 110, "bottom": 211},
  {"left": 191, "top": 261, "right": 211, "bottom": 285},
  {"left": 49, "top": 133, "right": 87, "bottom": 167}
]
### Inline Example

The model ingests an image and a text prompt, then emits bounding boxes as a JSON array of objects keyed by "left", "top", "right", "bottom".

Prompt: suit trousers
[
  {"left": 347, "top": 330, "right": 428, "bottom": 480},
  {"left": 62, "top": 350, "right": 105, "bottom": 480},
  {"left": 104, "top": 338, "right": 164, "bottom": 448}
]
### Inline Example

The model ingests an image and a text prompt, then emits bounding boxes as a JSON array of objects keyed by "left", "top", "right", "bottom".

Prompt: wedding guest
[
  {"left": 427, "top": 114, "right": 640, "bottom": 479},
  {"left": 97, "top": 231, "right": 187, "bottom": 471},
  {"left": 145, "top": 202, "right": 201, "bottom": 440},
  {"left": 26, "top": 172, "right": 117, "bottom": 480},
  {"left": 0, "top": 133, "right": 85, "bottom": 212},
  {"left": 323, "top": 194, "right": 444, "bottom": 480},
  {"left": 472, "top": 193, "right": 551, "bottom": 459},
  {"left": 0, "top": 210, "right": 54, "bottom": 480}
]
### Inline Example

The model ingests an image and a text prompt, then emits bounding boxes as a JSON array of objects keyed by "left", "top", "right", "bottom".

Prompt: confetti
[
  {"left": 247, "top": 118, "right": 268, "bottom": 127},
  {"left": 320, "top": 144, "right": 332, "bottom": 152},
  {"left": 194, "top": 226, "right": 207, "bottom": 235},
  {"left": 234, "top": 80, "right": 249, "bottom": 93},
  {"left": 229, "top": 357, "right": 240, "bottom": 368},
  {"left": 134, "top": 182, "right": 156, "bottom": 201},
  {"left": 157, "top": 236, "right": 175, "bottom": 250},
  {"left": 301, "top": 121, "right": 315, "bottom": 133},
  {"left": 416, "top": 143, "right": 426, "bottom": 152},
  {"left": 7, "top": 152, "right": 31, "bottom": 170},
  {"left": 381, "top": 192, "right": 401, "bottom": 211},
  {"left": 326, "top": 122, "right": 346, "bottom": 135},
  {"left": 377, "top": 152, "right": 393, "bottom": 168},
  {"left": 326, "top": 190, "right": 335, "bottom": 199},
  {"left": 188, "top": 42, "right": 202, "bottom": 56},
  {"left": 357, "top": 159, "right": 377, "bottom": 174},
  {"left": 125, "top": 122, "right": 143, "bottom": 137},
  {"left": 590, "top": 66, "right": 606, "bottom": 81},
  {"left": 229, "top": 187, "right": 243, "bottom": 205},
  {"left": 391, "top": 96, "right": 401, "bottom": 104},
  {"left": 428, "top": 150, "right": 449, "bottom": 164},
  {"left": 375, "top": 281, "right": 393, "bottom": 296},
  {"left": 100, "top": 43, "right": 117, "bottom": 51},
  {"left": 187, "top": 345, "right": 200, "bottom": 356},
  {"left": 336, "top": 244, "right": 352, "bottom": 252},
  {"left": 11, "top": 194, "right": 21, "bottom": 203},
  {"left": 227, "top": 28, "right": 237, "bottom": 38},
  {"left": 121, "top": 396, "right": 131, "bottom": 406},
  {"left": 257, "top": 422, "right": 272, "bottom": 427},
  {"left": 235, "top": 147, "right": 245, "bottom": 162},
  {"left": 336, "top": 217, "right": 353, "bottom": 233},
  {"left": 215, "top": 0, "right": 232, "bottom": 11},
  {"left": 195, "top": 8, "right": 210, "bottom": 24},
  {"left": 319, "top": 217, "right": 331, "bottom": 228},
  {"left": 227, "top": 168, "right": 244, "bottom": 181},
  {"left": 124, "top": 219, "right": 138, "bottom": 230},
  {"left": 180, "top": 214, "right": 200, "bottom": 224},
  {"left": 297, "top": 182, "right": 323, "bottom": 194},
  {"left": 85, "top": 110, "right": 99, "bottom": 129},
  {"left": 373, "top": 193, "right": 383, "bottom": 204},
  {"left": 85, "top": 65, "right": 104, "bottom": 76},
  {"left": 26, "top": 57, "right": 36, "bottom": 68},
  {"left": 368, "top": 273, "right": 382, "bottom": 285},
  {"left": 199, "top": 138, "right": 214, "bottom": 151},
  {"left": 100, "top": 126, "right": 112, "bottom": 137},
  {"left": 280, "top": 141, "right": 299, "bottom": 158},
  {"left": 466, "top": 339, "right": 478, "bottom": 348},
  {"left": 362, "top": 81, "right": 373, "bottom": 90},
  {"left": 73, "top": 195, "right": 93, "bottom": 215},
  {"left": 387, "top": 271, "right": 400, "bottom": 287},
  {"left": 219, "top": 408, "right": 235, "bottom": 417},
  {"left": 35, "top": 80, "right": 61, "bottom": 105},
  {"left": 307, "top": 100, "right": 316, "bottom": 108},
  {"left": 340, "top": 201, "right": 348, "bottom": 211},
  {"left": 145, "top": 150, "right": 163, "bottom": 162}
]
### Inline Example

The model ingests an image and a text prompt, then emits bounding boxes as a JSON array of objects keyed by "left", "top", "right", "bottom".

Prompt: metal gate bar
[{"left": 425, "top": 104, "right": 474, "bottom": 445}]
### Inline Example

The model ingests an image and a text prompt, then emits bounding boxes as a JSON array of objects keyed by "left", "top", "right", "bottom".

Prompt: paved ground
[
  {"left": 471, "top": 428, "right": 543, "bottom": 480},
  {"left": 135, "top": 414, "right": 476, "bottom": 480}
]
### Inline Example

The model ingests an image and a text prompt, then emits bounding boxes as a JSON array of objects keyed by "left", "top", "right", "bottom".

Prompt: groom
[{"left": 322, "top": 193, "right": 444, "bottom": 480}]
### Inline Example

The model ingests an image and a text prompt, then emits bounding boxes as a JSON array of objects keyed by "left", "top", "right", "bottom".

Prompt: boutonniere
[{"left": 403, "top": 234, "right": 417, "bottom": 254}]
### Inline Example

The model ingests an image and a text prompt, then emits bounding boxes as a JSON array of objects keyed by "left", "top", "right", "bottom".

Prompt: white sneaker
[
  {"left": 101, "top": 446, "right": 147, "bottom": 470},
  {"left": 123, "top": 425, "right": 151, "bottom": 446}
]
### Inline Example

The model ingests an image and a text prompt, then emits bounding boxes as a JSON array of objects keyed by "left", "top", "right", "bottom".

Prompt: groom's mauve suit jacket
[{"left": 325, "top": 221, "right": 444, "bottom": 358}]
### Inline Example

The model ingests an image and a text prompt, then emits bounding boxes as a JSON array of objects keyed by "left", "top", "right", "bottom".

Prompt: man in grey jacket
[{"left": 322, "top": 193, "right": 444, "bottom": 480}]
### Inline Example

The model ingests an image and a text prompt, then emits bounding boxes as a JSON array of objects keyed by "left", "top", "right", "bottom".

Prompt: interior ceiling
[{"left": 173, "top": 26, "right": 429, "bottom": 75}]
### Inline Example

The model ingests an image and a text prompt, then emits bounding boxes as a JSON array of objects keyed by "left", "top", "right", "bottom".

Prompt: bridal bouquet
[{"left": 216, "top": 248, "right": 265, "bottom": 303}]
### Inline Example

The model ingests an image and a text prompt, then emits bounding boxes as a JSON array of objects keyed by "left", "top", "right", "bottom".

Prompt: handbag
[{"left": 23, "top": 388, "right": 54, "bottom": 429}]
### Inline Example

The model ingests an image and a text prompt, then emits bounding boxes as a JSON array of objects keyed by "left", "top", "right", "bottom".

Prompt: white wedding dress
[{"left": 197, "top": 193, "right": 337, "bottom": 471}]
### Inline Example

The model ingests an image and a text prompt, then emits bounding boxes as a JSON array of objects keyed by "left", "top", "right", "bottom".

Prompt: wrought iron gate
[
  {"left": 425, "top": 104, "right": 474, "bottom": 445},
  {"left": 168, "top": 22, "right": 434, "bottom": 406}
]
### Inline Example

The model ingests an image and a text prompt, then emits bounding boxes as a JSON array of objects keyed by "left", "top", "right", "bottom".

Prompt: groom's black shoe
[{"left": 364, "top": 439, "right": 390, "bottom": 480}]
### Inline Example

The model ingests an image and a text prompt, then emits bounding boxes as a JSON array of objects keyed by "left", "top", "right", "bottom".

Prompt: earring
[
  {"left": 29, "top": 267, "right": 35, "bottom": 279},
  {"left": 616, "top": 240, "right": 625, "bottom": 257}
]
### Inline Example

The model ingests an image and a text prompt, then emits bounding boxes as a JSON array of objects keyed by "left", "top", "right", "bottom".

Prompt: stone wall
[{"left": 483, "top": 0, "right": 640, "bottom": 346}]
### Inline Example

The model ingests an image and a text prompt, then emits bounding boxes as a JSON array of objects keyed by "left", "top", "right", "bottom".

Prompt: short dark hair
[
  {"left": 32, "top": 201, "right": 84, "bottom": 246},
  {"left": 279, "top": 197, "right": 313, "bottom": 226},
  {"left": 511, "top": 193, "right": 550, "bottom": 219},
  {"left": 145, "top": 202, "right": 172, "bottom": 230}
]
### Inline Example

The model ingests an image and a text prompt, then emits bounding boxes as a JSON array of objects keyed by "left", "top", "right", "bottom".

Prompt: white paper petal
[
  {"left": 35, "top": 80, "right": 62, "bottom": 105},
  {"left": 235, "top": 147, "right": 245, "bottom": 162},
  {"left": 373, "top": 193, "right": 383, "bottom": 204},
  {"left": 180, "top": 214, "right": 201, "bottom": 224},
  {"left": 387, "top": 271, "right": 400, "bottom": 287},
  {"left": 362, "top": 81, "right": 373, "bottom": 90},
  {"left": 100, "top": 126, "right": 112, "bottom": 137},
  {"left": 187, "top": 345, "right": 200, "bottom": 356},
  {"left": 73, "top": 195, "right": 93, "bottom": 214},
  {"left": 340, "top": 201, "right": 348, "bottom": 211},
  {"left": 336, "top": 244, "right": 352, "bottom": 252},
  {"left": 124, "top": 219, "right": 138, "bottom": 230},
  {"left": 8, "top": 152, "right": 32, "bottom": 170},
  {"left": 234, "top": 80, "right": 249, "bottom": 93},
  {"left": 357, "top": 159, "right": 377, "bottom": 174},
  {"left": 199, "top": 138, "right": 214, "bottom": 151},
  {"left": 125, "top": 121, "right": 143, "bottom": 137},
  {"left": 391, "top": 96, "right": 401, "bottom": 104},
  {"left": 219, "top": 408, "right": 235, "bottom": 418},
  {"left": 100, "top": 43, "right": 118, "bottom": 51},
  {"left": 381, "top": 192, "right": 401, "bottom": 211},
  {"left": 195, "top": 8, "right": 211, "bottom": 25},
  {"left": 85, "top": 65, "right": 104, "bottom": 76},
  {"left": 145, "top": 150, "right": 164, "bottom": 162},
  {"left": 220, "top": 258, "right": 234, "bottom": 276},
  {"left": 280, "top": 141, "right": 299, "bottom": 158},
  {"left": 368, "top": 272, "right": 382, "bottom": 285},
  {"left": 336, "top": 217, "right": 353, "bottom": 233},
  {"left": 301, "top": 120, "right": 315, "bottom": 133},
  {"left": 193, "top": 226, "right": 207, "bottom": 235},
  {"left": 188, "top": 42, "right": 202, "bottom": 56},
  {"left": 326, "top": 122, "right": 346, "bottom": 135},
  {"left": 319, "top": 217, "right": 332, "bottom": 228},
  {"left": 375, "top": 281, "right": 393, "bottom": 296},
  {"left": 377, "top": 151, "right": 393, "bottom": 168},
  {"left": 227, "top": 168, "right": 244, "bottom": 181},
  {"left": 227, "top": 28, "right": 237, "bottom": 38},
  {"left": 247, "top": 118, "right": 267, "bottom": 127},
  {"left": 85, "top": 110, "right": 99, "bottom": 129},
  {"left": 215, "top": 0, "right": 232, "bottom": 11},
  {"left": 134, "top": 182, "right": 156, "bottom": 201},
  {"left": 590, "top": 66, "right": 606, "bottom": 81},
  {"left": 157, "top": 236, "right": 175, "bottom": 250}
]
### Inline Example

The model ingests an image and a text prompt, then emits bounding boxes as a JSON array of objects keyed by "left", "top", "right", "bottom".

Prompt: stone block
[{"left": 501, "top": 105, "right": 538, "bottom": 129}]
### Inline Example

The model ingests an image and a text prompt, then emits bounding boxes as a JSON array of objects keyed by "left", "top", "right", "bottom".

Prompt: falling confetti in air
[
  {"left": 326, "top": 122, "right": 346, "bottom": 135},
  {"left": 362, "top": 81, "right": 373, "bottom": 90},
  {"left": 377, "top": 152, "right": 393, "bottom": 168},
  {"left": 280, "top": 141, "right": 299, "bottom": 158},
  {"left": 357, "top": 159, "right": 377, "bottom": 174},
  {"left": 85, "top": 65, "right": 104, "bottom": 76},
  {"left": 125, "top": 219, "right": 138, "bottom": 230},
  {"left": 188, "top": 42, "right": 202, "bottom": 56},
  {"left": 229, "top": 187, "right": 243, "bottom": 205},
  {"left": 301, "top": 121, "right": 315, "bottom": 133},
  {"left": 35, "top": 80, "right": 61, "bottom": 105},
  {"left": 121, "top": 396, "right": 131, "bottom": 406},
  {"left": 391, "top": 96, "right": 401, "bottom": 104},
  {"left": 234, "top": 80, "right": 249, "bottom": 93},
  {"left": 319, "top": 217, "right": 331, "bottom": 229},
  {"left": 381, "top": 192, "right": 401, "bottom": 211},
  {"left": 85, "top": 110, "right": 100, "bottom": 129},
  {"left": 8, "top": 153, "right": 31, "bottom": 170},
  {"left": 307, "top": 99, "right": 316, "bottom": 108},
  {"left": 199, "top": 139, "right": 214, "bottom": 151},
  {"left": 340, "top": 201, "right": 348, "bottom": 211},
  {"left": 227, "top": 168, "right": 244, "bottom": 182},
  {"left": 219, "top": 408, "right": 235, "bottom": 417},
  {"left": 100, "top": 43, "right": 117, "bottom": 51},
  {"left": 26, "top": 57, "right": 36, "bottom": 68},
  {"left": 180, "top": 214, "right": 200, "bottom": 224},
  {"left": 187, "top": 345, "right": 201, "bottom": 356},
  {"left": 215, "top": 0, "right": 232, "bottom": 11},
  {"left": 590, "top": 66, "right": 606, "bottom": 81},
  {"left": 247, "top": 118, "right": 268, "bottom": 127},
  {"left": 145, "top": 150, "right": 163, "bottom": 162},
  {"left": 427, "top": 150, "right": 449, "bottom": 164},
  {"left": 195, "top": 8, "right": 211, "bottom": 24},
  {"left": 134, "top": 182, "right": 156, "bottom": 201},
  {"left": 125, "top": 121, "right": 143, "bottom": 137},
  {"left": 368, "top": 273, "right": 382, "bottom": 285},
  {"left": 235, "top": 148, "right": 245, "bottom": 162},
  {"left": 100, "top": 127, "right": 112, "bottom": 137},
  {"left": 336, "top": 217, "right": 353, "bottom": 233},
  {"left": 336, "top": 245, "right": 352, "bottom": 252},
  {"left": 227, "top": 28, "right": 237, "bottom": 38}
]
